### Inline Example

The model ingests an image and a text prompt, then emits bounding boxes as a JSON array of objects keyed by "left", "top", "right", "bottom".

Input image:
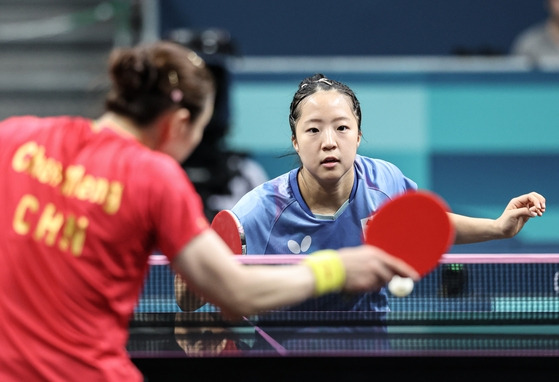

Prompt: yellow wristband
[{"left": 303, "top": 250, "right": 346, "bottom": 296}]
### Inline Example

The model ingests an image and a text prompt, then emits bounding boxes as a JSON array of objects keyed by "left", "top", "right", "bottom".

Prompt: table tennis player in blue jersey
[{"left": 230, "top": 73, "right": 546, "bottom": 313}]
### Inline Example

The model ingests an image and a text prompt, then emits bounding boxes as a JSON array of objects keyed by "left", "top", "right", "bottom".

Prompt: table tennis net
[{"left": 134, "top": 253, "right": 559, "bottom": 326}]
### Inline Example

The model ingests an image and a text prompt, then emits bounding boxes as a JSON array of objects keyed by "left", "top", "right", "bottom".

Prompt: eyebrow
[{"left": 302, "top": 116, "right": 352, "bottom": 125}]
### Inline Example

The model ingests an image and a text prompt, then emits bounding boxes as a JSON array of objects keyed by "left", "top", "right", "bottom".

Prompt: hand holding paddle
[{"left": 364, "top": 190, "right": 455, "bottom": 296}]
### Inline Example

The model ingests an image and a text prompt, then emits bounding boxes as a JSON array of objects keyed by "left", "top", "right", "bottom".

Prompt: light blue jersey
[{"left": 231, "top": 154, "right": 417, "bottom": 312}]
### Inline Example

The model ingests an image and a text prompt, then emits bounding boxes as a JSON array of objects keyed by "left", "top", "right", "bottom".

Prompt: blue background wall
[{"left": 160, "top": 0, "right": 548, "bottom": 56}]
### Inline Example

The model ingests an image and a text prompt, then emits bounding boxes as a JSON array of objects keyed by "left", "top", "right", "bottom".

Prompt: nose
[{"left": 321, "top": 128, "right": 337, "bottom": 149}]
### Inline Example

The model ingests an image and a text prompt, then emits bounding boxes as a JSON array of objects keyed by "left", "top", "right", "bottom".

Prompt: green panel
[
  {"left": 429, "top": 84, "right": 559, "bottom": 152},
  {"left": 348, "top": 84, "right": 428, "bottom": 151},
  {"left": 228, "top": 82, "right": 293, "bottom": 151},
  {"left": 229, "top": 82, "right": 430, "bottom": 153}
]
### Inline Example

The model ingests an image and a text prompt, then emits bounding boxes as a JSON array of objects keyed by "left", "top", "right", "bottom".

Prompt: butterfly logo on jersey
[{"left": 287, "top": 235, "right": 312, "bottom": 254}]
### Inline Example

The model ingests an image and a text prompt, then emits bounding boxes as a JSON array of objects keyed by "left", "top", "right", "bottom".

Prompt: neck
[
  {"left": 95, "top": 112, "right": 157, "bottom": 148},
  {"left": 297, "top": 168, "right": 354, "bottom": 216}
]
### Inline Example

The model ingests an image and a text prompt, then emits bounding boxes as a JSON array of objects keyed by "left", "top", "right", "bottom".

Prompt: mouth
[
  {"left": 321, "top": 156, "right": 339, "bottom": 164},
  {"left": 321, "top": 157, "right": 340, "bottom": 167}
]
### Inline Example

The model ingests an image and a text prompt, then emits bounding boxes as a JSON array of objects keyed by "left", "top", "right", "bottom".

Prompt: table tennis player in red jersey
[{"left": 0, "top": 42, "right": 423, "bottom": 381}]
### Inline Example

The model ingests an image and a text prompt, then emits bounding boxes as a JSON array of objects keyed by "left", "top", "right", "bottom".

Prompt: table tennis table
[{"left": 128, "top": 254, "right": 559, "bottom": 381}]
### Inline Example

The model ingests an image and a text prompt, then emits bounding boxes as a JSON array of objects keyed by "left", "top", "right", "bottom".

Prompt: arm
[
  {"left": 450, "top": 191, "right": 546, "bottom": 244},
  {"left": 171, "top": 229, "right": 419, "bottom": 320}
]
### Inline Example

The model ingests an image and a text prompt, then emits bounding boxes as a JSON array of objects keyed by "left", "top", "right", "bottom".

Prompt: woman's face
[{"left": 292, "top": 89, "right": 361, "bottom": 185}]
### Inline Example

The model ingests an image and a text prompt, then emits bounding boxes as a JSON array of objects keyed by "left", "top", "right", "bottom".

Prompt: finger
[
  {"left": 388, "top": 257, "right": 421, "bottom": 281},
  {"left": 369, "top": 262, "right": 396, "bottom": 287},
  {"left": 506, "top": 205, "right": 537, "bottom": 220},
  {"left": 529, "top": 205, "right": 544, "bottom": 217},
  {"left": 374, "top": 250, "right": 420, "bottom": 281},
  {"left": 530, "top": 191, "right": 546, "bottom": 210},
  {"left": 528, "top": 192, "right": 546, "bottom": 208},
  {"left": 524, "top": 191, "right": 545, "bottom": 208},
  {"left": 509, "top": 192, "right": 545, "bottom": 211}
]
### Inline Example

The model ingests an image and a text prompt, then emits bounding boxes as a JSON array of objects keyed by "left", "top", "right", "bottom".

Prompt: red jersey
[{"left": 0, "top": 116, "right": 209, "bottom": 381}]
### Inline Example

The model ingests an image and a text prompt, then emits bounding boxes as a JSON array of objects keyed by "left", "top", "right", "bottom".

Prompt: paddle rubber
[
  {"left": 211, "top": 210, "right": 246, "bottom": 255},
  {"left": 364, "top": 190, "right": 455, "bottom": 277}
]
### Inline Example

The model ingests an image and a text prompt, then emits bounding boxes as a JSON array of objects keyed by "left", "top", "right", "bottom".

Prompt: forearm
[
  {"left": 220, "top": 265, "right": 315, "bottom": 315},
  {"left": 172, "top": 230, "right": 316, "bottom": 318},
  {"left": 183, "top": 263, "right": 315, "bottom": 318},
  {"left": 449, "top": 212, "right": 503, "bottom": 244},
  {"left": 174, "top": 268, "right": 311, "bottom": 315}
]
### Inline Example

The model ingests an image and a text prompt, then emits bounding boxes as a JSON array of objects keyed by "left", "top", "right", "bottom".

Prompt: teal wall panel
[{"left": 429, "top": 84, "right": 559, "bottom": 152}]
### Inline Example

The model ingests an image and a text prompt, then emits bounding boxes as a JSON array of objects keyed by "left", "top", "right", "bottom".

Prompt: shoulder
[
  {"left": 511, "top": 22, "right": 548, "bottom": 54},
  {"left": 232, "top": 170, "right": 293, "bottom": 218},
  {"left": 517, "top": 22, "right": 547, "bottom": 41},
  {"left": 354, "top": 154, "right": 417, "bottom": 192},
  {"left": 0, "top": 116, "right": 94, "bottom": 151},
  {"left": 355, "top": 154, "right": 405, "bottom": 175},
  {"left": 1, "top": 115, "right": 89, "bottom": 132},
  {"left": 234, "top": 171, "right": 291, "bottom": 205},
  {"left": 142, "top": 151, "right": 191, "bottom": 187}
]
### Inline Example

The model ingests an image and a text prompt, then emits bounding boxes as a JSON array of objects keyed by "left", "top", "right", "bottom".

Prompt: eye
[
  {"left": 307, "top": 127, "right": 319, "bottom": 134},
  {"left": 337, "top": 125, "right": 349, "bottom": 131}
]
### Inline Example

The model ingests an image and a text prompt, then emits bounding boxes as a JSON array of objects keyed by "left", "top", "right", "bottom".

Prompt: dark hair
[
  {"left": 288, "top": 73, "right": 362, "bottom": 137},
  {"left": 105, "top": 41, "right": 215, "bottom": 126}
]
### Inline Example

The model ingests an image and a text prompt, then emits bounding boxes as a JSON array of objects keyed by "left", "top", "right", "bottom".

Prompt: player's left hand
[
  {"left": 496, "top": 191, "right": 546, "bottom": 238},
  {"left": 174, "top": 275, "right": 207, "bottom": 312}
]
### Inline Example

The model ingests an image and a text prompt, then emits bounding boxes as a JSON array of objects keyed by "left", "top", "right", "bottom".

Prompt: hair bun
[{"left": 110, "top": 49, "right": 158, "bottom": 97}]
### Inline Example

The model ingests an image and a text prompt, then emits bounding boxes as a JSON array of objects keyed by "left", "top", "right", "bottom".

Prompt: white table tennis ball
[{"left": 388, "top": 275, "right": 414, "bottom": 297}]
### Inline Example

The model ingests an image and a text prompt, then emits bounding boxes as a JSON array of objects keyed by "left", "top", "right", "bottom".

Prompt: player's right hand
[{"left": 337, "top": 245, "right": 419, "bottom": 292}]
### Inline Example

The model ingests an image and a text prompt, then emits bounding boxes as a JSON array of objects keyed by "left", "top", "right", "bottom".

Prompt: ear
[
  {"left": 291, "top": 135, "right": 299, "bottom": 153},
  {"left": 357, "top": 131, "right": 362, "bottom": 146},
  {"left": 169, "top": 108, "right": 191, "bottom": 138}
]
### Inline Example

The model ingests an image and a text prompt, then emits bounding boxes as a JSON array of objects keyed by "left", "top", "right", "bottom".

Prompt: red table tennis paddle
[
  {"left": 364, "top": 190, "right": 455, "bottom": 277},
  {"left": 211, "top": 210, "right": 246, "bottom": 255}
]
